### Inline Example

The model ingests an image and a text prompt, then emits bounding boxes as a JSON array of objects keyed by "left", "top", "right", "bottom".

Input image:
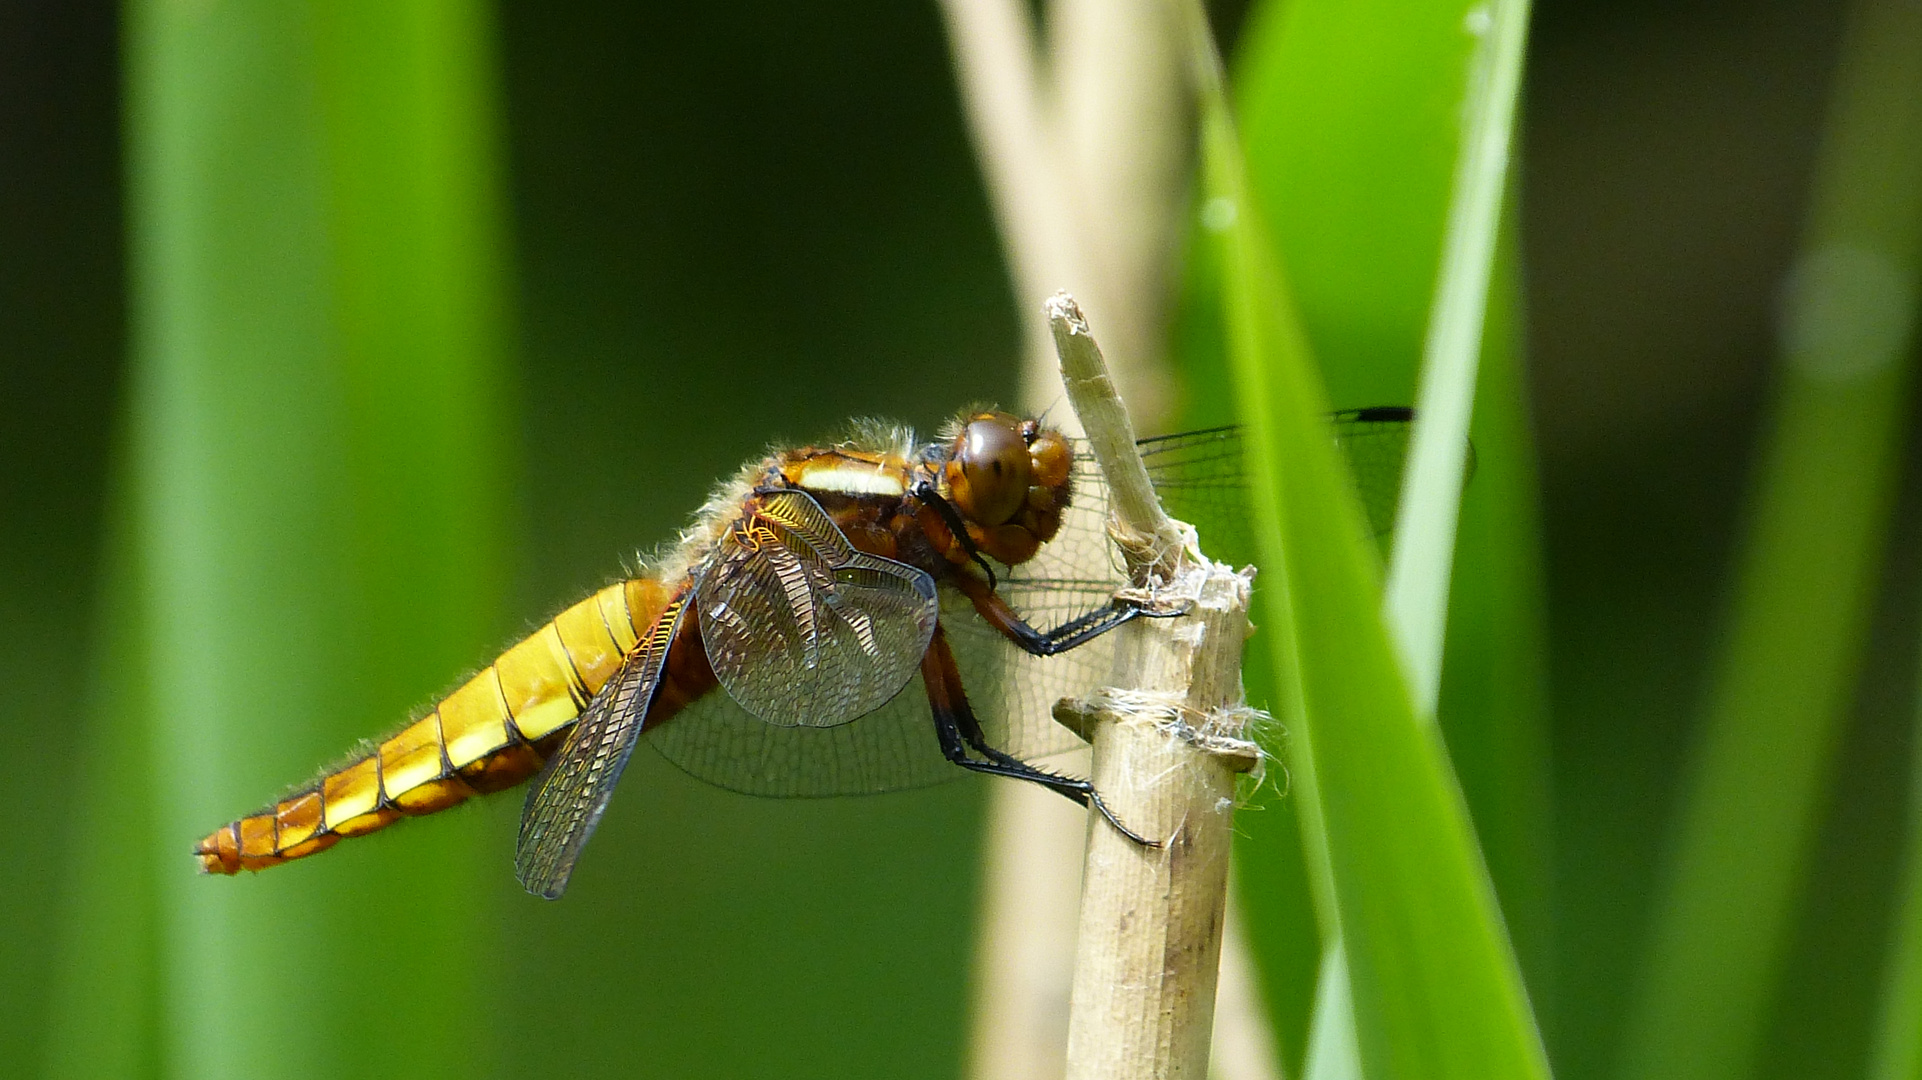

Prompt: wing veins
[{"left": 514, "top": 598, "right": 686, "bottom": 899}]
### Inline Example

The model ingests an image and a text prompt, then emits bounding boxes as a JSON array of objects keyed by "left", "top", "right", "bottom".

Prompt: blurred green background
[{"left": 3, "top": 0, "right": 1917, "bottom": 1078}]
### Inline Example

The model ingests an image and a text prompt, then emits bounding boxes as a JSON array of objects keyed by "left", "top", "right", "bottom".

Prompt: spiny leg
[
  {"left": 920, "top": 624, "right": 1157, "bottom": 847},
  {"left": 913, "top": 482, "right": 1175, "bottom": 657},
  {"left": 951, "top": 574, "right": 1182, "bottom": 658},
  {"left": 1004, "top": 601, "right": 1141, "bottom": 656}
]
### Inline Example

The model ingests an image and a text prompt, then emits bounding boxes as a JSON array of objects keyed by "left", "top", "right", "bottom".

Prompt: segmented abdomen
[{"left": 195, "top": 578, "right": 678, "bottom": 874}]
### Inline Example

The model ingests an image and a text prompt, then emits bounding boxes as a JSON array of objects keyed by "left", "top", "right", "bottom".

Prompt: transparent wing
[
  {"left": 943, "top": 587, "right": 1104, "bottom": 765},
  {"left": 978, "top": 411, "right": 1427, "bottom": 757},
  {"left": 695, "top": 489, "right": 939, "bottom": 728},
  {"left": 1330, "top": 406, "right": 1419, "bottom": 538},
  {"left": 646, "top": 589, "right": 1091, "bottom": 796},
  {"left": 1134, "top": 426, "right": 1256, "bottom": 566},
  {"left": 1128, "top": 409, "right": 1427, "bottom": 562},
  {"left": 640, "top": 412, "right": 1428, "bottom": 799},
  {"left": 515, "top": 599, "right": 687, "bottom": 899},
  {"left": 645, "top": 661, "right": 952, "bottom": 798}
]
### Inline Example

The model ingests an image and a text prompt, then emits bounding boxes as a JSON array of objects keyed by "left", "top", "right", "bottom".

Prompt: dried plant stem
[
  {"left": 1052, "top": 295, "right": 1256, "bottom": 1080},
  {"left": 942, "top": 2, "right": 1096, "bottom": 1057},
  {"left": 1047, "top": 294, "right": 1180, "bottom": 559},
  {"left": 935, "top": 0, "right": 1088, "bottom": 403},
  {"left": 1210, "top": 894, "right": 1286, "bottom": 1080},
  {"left": 936, "top": 0, "right": 1188, "bottom": 421},
  {"left": 941, "top": 4, "right": 1229, "bottom": 1076},
  {"left": 1048, "top": 0, "right": 1189, "bottom": 420},
  {"left": 968, "top": 784, "right": 1087, "bottom": 1080},
  {"left": 1058, "top": 585, "right": 1253, "bottom": 1080}
]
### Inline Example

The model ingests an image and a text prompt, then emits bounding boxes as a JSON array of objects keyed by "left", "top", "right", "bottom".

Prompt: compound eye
[{"left": 954, "top": 418, "right": 1032, "bottom": 526}]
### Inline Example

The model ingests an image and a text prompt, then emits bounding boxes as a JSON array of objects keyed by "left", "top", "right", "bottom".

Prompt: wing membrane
[
  {"left": 1129, "top": 410, "right": 1425, "bottom": 561},
  {"left": 1331, "top": 407, "right": 1420, "bottom": 538},
  {"left": 646, "top": 668, "right": 953, "bottom": 797},
  {"left": 647, "top": 589, "right": 1089, "bottom": 795},
  {"left": 642, "top": 412, "right": 1424, "bottom": 798},
  {"left": 696, "top": 489, "right": 939, "bottom": 729},
  {"left": 515, "top": 599, "right": 687, "bottom": 899}
]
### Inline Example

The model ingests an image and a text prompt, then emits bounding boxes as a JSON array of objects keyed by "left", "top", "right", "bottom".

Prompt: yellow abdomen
[{"left": 195, "top": 578, "right": 676, "bottom": 874}]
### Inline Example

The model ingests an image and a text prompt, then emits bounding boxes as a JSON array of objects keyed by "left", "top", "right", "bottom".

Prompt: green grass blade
[
  {"left": 1296, "top": 214, "right": 1542, "bottom": 1080},
  {"left": 1188, "top": 0, "right": 1554, "bottom": 1073},
  {"left": 1383, "top": 0, "right": 1531, "bottom": 713},
  {"left": 1300, "top": 947, "right": 1364, "bottom": 1080},
  {"left": 1616, "top": 1, "right": 1922, "bottom": 1077},
  {"left": 1437, "top": 209, "right": 1555, "bottom": 1004},
  {"left": 1304, "top": 0, "right": 1533, "bottom": 1072},
  {"left": 1229, "top": 0, "right": 1552, "bottom": 945},
  {"left": 1185, "top": 7, "right": 1550, "bottom": 1077},
  {"left": 1878, "top": 625, "right": 1922, "bottom": 1080},
  {"left": 42, "top": 503, "right": 162, "bottom": 1080},
  {"left": 46, "top": 3, "right": 515, "bottom": 1077}
]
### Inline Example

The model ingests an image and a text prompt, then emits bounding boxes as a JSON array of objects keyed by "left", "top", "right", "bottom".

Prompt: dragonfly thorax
[
  {"left": 786, "top": 458, "right": 909, "bottom": 498},
  {"left": 770, "top": 411, "right": 1075, "bottom": 576}
]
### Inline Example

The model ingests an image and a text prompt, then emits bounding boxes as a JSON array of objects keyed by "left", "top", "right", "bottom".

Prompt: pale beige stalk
[
  {"left": 934, "top": 0, "right": 1188, "bottom": 421},
  {"left": 969, "top": 783, "right": 1088, "bottom": 1080},
  {"left": 935, "top": 0, "right": 1089, "bottom": 411},
  {"left": 1048, "top": 0, "right": 1190, "bottom": 422},
  {"left": 1052, "top": 295, "right": 1257, "bottom": 1080},
  {"left": 941, "top": 5, "right": 1269, "bottom": 1078},
  {"left": 1211, "top": 895, "right": 1286, "bottom": 1080},
  {"left": 1058, "top": 572, "right": 1253, "bottom": 1080},
  {"left": 1047, "top": 294, "right": 1182, "bottom": 560},
  {"left": 936, "top": 17, "right": 1100, "bottom": 1070}
]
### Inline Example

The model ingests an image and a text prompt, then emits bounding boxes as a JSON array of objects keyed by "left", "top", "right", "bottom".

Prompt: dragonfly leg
[
  {"left": 918, "top": 482, "right": 1182, "bottom": 657},
  {"left": 955, "top": 574, "right": 1179, "bottom": 658},
  {"left": 1029, "top": 601, "right": 1182, "bottom": 655},
  {"left": 909, "top": 480, "right": 1002, "bottom": 588},
  {"left": 922, "top": 624, "right": 1159, "bottom": 848}
]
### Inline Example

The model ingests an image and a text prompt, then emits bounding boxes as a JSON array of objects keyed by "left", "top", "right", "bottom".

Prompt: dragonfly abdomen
[{"left": 195, "top": 578, "right": 678, "bottom": 874}]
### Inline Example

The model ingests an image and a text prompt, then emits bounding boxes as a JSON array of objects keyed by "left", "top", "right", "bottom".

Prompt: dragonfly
[{"left": 195, "top": 406, "right": 1416, "bottom": 899}]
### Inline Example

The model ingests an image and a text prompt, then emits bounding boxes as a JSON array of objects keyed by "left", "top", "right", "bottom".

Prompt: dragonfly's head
[{"left": 936, "top": 411, "right": 1073, "bottom": 566}]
